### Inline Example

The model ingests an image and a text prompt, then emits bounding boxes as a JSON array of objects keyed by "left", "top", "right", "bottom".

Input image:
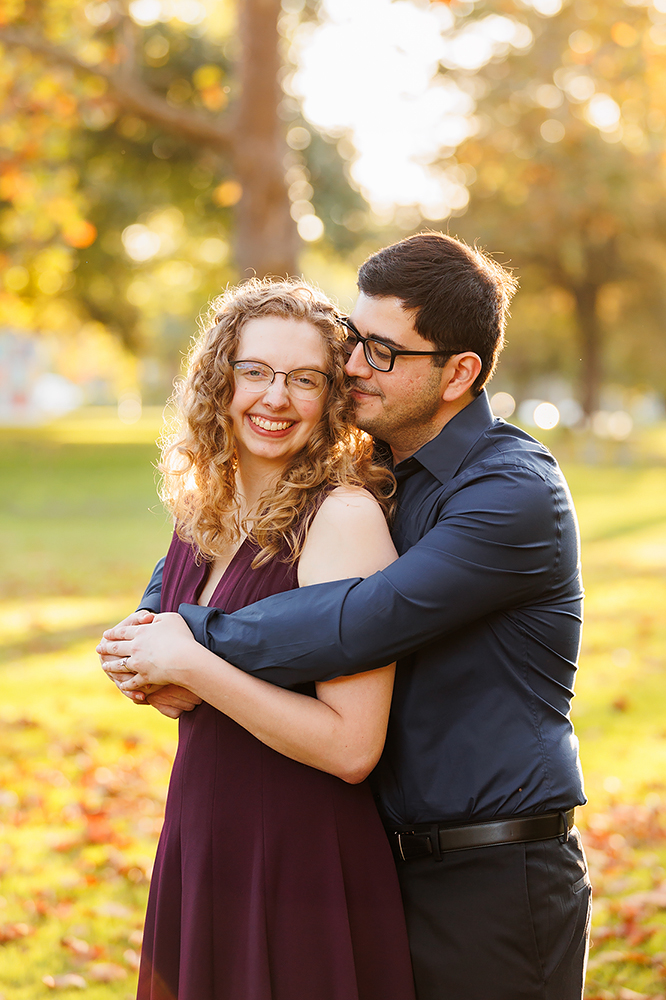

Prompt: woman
[{"left": 105, "top": 279, "right": 415, "bottom": 1000}]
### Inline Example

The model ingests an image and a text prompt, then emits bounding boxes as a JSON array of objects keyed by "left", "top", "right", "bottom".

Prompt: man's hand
[
  {"left": 99, "top": 609, "right": 155, "bottom": 693},
  {"left": 97, "top": 611, "right": 197, "bottom": 691},
  {"left": 98, "top": 610, "right": 201, "bottom": 718},
  {"left": 144, "top": 684, "right": 202, "bottom": 719}
]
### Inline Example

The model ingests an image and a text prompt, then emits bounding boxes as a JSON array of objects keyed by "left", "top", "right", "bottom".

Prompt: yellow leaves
[
  {"left": 193, "top": 64, "right": 228, "bottom": 111},
  {"left": 611, "top": 22, "right": 639, "bottom": 49},
  {"left": 0, "top": 0, "right": 25, "bottom": 27},
  {"left": 166, "top": 78, "right": 193, "bottom": 107},
  {"left": 75, "top": 39, "right": 107, "bottom": 67},
  {"left": 569, "top": 29, "right": 598, "bottom": 56},
  {"left": 478, "top": 162, "right": 506, "bottom": 194},
  {"left": 3, "top": 265, "right": 29, "bottom": 291},
  {"left": 144, "top": 34, "right": 170, "bottom": 64},
  {"left": 63, "top": 220, "right": 97, "bottom": 249},
  {"left": 117, "top": 116, "right": 147, "bottom": 140},
  {"left": 212, "top": 179, "right": 242, "bottom": 206},
  {"left": 192, "top": 64, "right": 223, "bottom": 90},
  {"left": 200, "top": 86, "right": 228, "bottom": 112},
  {"left": 0, "top": 166, "right": 35, "bottom": 203}
]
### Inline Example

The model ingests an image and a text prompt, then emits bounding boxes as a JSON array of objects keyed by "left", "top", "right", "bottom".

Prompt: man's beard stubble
[{"left": 348, "top": 369, "right": 444, "bottom": 457}]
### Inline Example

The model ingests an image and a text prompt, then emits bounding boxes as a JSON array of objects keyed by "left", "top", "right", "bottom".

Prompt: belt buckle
[
  {"left": 395, "top": 830, "right": 431, "bottom": 861},
  {"left": 396, "top": 831, "right": 411, "bottom": 862}
]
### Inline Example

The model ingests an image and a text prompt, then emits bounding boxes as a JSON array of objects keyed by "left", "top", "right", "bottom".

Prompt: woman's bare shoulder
[{"left": 298, "top": 486, "right": 396, "bottom": 587}]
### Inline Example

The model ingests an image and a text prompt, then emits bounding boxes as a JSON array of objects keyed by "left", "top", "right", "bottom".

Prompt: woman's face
[{"left": 228, "top": 315, "right": 329, "bottom": 472}]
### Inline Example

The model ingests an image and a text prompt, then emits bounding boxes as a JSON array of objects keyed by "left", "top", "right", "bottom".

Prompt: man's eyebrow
[
  {"left": 370, "top": 334, "right": 405, "bottom": 349},
  {"left": 348, "top": 320, "right": 406, "bottom": 351}
]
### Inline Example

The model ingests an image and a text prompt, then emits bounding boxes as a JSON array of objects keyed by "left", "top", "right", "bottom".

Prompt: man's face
[{"left": 345, "top": 293, "right": 451, "bottom": 461}]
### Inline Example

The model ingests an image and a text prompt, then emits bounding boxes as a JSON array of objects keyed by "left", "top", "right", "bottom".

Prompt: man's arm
[
  {"left": 175, "top": 465, "right": 581, "bottom": 686},
  {"left": 137, "top": 557, "right": 164, "bottom": 613},
  {"left": 99, "top": 558, "right": 201, "bottom": 717}
]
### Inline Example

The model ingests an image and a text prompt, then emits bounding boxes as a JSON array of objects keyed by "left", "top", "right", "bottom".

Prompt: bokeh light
[
  {"left": 490, "top": 391, "right": 516, "bottom": 419},
  {"left": 122, "top": 225, "right": 161, "bottom": 262},
  {"left": 533, "top": 402, "right": 560, "bottom": 430}
]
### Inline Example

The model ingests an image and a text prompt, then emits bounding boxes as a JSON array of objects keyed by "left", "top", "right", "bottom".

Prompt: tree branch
[{"left": 0, "top": 27, "right": 235, "bottom": 154}]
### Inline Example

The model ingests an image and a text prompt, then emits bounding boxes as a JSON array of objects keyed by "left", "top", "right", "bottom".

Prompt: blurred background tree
[
  {"left": 451, "top": 0, "right": 666, "bottom": 414},
  {"left": 1, "top": 0, "right": 665, "bottom": 422},
  {"left": 0, "top": 0, "right": 365, "bottom": 401}
]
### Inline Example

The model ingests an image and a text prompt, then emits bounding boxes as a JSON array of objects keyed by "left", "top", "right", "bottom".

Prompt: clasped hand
[{"left": 97, "top": 611, "right": 202, "bottom": 719}]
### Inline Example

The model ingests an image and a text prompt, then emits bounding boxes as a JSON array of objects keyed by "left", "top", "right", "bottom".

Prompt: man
[{"left": 101, "top": 233, "right": 590, "bottom": 1000}]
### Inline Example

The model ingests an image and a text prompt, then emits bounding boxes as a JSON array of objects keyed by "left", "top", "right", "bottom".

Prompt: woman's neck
[{"left": 235, "top": 458, "right": 286, "bottom": 519}]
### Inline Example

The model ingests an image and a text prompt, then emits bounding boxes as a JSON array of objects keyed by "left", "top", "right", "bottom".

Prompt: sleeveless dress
[{"left": 136, "top": 530, "right": 415, "bottom": 1000}]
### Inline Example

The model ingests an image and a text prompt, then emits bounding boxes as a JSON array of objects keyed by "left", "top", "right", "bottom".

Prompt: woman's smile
[
  {"left": 229, "top": 315, "right": 328, "bottom": 469},
  {"left": 247, "top": 413, "right": 297, "bottom": 433}
]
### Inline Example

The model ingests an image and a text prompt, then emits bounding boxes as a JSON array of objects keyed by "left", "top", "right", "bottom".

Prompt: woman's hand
[{"left": 97, "top": 612, "right": 198, "bottom": 692}]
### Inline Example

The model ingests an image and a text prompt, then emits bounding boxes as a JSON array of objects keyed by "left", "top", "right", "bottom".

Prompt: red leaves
[
  {"left": 582, "top": 800, "right": 666, "bottom": 995},
  {"left": 0, "top": 921, "right": 33, "bottom": 942}
]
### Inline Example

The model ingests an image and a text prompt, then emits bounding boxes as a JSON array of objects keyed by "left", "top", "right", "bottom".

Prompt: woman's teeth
[{"left": 249, "top": 416, "right": 294, "bottom": 431}]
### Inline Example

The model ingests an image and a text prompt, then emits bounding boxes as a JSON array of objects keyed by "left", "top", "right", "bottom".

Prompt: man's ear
[{"left": 442, "top": 353, "right": 482, "bottom": 402}]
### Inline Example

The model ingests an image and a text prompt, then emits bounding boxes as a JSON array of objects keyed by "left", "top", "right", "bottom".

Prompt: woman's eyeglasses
[{"left": 232, "top": 361, "right": 330, "bottom": 400}]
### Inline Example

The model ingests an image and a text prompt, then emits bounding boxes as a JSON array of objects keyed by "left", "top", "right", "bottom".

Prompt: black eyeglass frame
[
  {"left": 232, "top": 360, "right": 331, "bottom": 399},
  {"left": 339, "top": 317, "right": 458, "bottom": 373}
]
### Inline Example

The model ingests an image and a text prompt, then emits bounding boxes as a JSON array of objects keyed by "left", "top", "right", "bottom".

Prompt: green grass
[{"left": 1, "top": 414, "right": 666, "bottom": 998}]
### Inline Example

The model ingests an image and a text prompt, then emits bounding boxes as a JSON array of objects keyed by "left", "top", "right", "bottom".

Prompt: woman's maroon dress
[{"left": 137, "top": 531, "right": 415, "bottom": 1000}]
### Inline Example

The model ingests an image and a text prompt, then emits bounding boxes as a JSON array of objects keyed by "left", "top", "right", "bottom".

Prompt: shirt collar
[{"left": 393, "top": 390, "right": 495, "bottom": 485}]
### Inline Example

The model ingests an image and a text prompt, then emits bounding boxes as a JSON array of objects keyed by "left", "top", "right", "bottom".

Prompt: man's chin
[{"left": 351, "top": 407, "right": 383, "bottom": 438}]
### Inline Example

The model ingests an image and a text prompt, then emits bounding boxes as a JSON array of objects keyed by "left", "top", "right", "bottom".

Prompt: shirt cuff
[
  {"left": 135, "top": 597, "right": 161, "bottom": 614},
  {"left": 179, "top": 602, "right": 217, "bottom": 645}
]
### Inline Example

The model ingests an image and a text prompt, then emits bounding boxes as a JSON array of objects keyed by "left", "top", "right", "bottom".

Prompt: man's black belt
[{"left": 389, "top": 809, "right": 576, "bottom": 862}]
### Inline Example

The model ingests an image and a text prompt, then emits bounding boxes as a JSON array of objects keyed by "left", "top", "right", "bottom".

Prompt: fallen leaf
[
  {"left": 88, "top": 962, "right": 127, "bottom": 982},
  {"left": 61, "top": 936, "right": 92, "bottom": 957},
  {"left": 42, "top": 973, "right": 87, "bottom": 989},
  {"left": 95, "top": 901, "right": 133, "bottom": 918},
  {"left": 587, "top": 948, "right": 630, "bottom": 970},
  {"left": 0, "top": 922, "right": 33, "bottom": 942},
  {"left": 123, "top": 948, "right": 140, "bottom": 970}
]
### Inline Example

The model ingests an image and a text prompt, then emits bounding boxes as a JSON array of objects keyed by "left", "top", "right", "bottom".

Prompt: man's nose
[
  {"left": 262, "top": 374, "right": 290, "bottom": 406},
  {"left": 344, "top": 342, "right": 373, "bottom": 378}
]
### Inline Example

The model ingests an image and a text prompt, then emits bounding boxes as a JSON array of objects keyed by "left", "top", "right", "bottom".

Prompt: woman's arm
[{"left": 120, "top": 489, "right": 397, "bottom": 783}]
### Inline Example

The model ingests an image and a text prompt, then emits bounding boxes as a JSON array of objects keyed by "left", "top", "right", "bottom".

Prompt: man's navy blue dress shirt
[{"left": 140, "top": 391, "right": 586, "bottom": 826}]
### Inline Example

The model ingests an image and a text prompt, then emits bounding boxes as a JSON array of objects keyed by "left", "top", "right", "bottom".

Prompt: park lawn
[{"left": 0, "top": 419, "right": 666, "bottom": 999}]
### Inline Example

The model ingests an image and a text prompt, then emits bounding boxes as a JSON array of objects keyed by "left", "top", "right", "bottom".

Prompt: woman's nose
[{"left": 262, "top": 373, "right": 290, "bottom": 406}]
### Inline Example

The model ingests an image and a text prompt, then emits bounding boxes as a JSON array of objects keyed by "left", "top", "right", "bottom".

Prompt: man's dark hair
[{"left": 357, "top": 232, "right": 518, "bottom": 394}]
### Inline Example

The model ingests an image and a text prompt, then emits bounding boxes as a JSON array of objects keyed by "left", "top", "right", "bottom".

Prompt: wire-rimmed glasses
[{"left": 232, "top": 361, "right": 330, "bottom": 400}]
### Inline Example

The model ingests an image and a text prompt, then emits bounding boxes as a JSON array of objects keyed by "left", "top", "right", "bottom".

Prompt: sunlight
[
  {"left": 0, "top": 597, "right": 136, "bottom": 648},
  {"left": 292, "top": 0, "right": 536, "bottom": 218},
  {"left": 291, "top": 0, "right": 475, "bottom": 217}
]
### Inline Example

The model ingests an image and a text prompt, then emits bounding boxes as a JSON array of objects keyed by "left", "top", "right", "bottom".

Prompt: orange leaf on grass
[
  {"left": 42, "top": 973, "right": 87, "bottom": 989},
  {"left": 88, "top": 962, "right": 127, "bottom": 982},
  {"left": 0, "top": 922, "right": 33, "bottom": 942}
]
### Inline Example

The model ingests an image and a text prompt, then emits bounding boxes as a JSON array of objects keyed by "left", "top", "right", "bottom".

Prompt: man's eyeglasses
[
  {"left": 339, "top": 317, "right": 456, "bottom": 373},
  {"left": 232, "top": 361, "right": 330, "bottom": 400}
]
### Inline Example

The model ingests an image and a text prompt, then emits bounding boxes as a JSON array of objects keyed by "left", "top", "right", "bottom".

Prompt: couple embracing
[{"left": 99, "top": 232, "right": 590, "bottom": 1000}]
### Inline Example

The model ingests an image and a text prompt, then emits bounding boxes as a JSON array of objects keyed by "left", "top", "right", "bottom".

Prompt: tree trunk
[
  {"left": 573, "top": 284, "right": 602, "bottom": 417},
  {"left": 234, "top": 0, "right": 299, "bottom": 278}
]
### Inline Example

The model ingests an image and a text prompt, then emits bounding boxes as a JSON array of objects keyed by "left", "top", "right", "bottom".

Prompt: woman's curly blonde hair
[{"left": 159, "top": 277, "right": 395, "bottom": 567}]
